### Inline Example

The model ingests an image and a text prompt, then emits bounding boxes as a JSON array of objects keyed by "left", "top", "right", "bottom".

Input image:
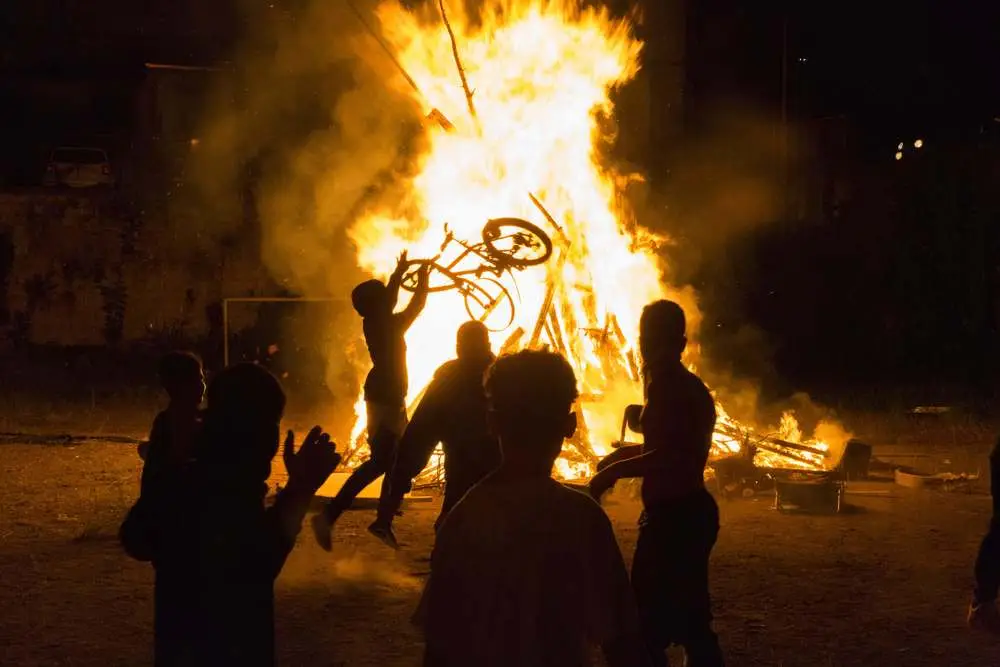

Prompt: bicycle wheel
[
  {"left": 460, "top": 277, "right": 516, "bottom": 332},
  {"left": 399, "top": 259, "right": 460, "bottom": 294},
  {"left": 481, "top": 217, "right": 553, "bottom": 267}
]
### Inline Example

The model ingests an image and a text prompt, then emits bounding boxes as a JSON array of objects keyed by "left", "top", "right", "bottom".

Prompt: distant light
[
  {"left": 190, "top": 138, "right": 201, "bottom": 147},
  {"left": 914, "top": 139, "right": 923, "bottom": 149},
  {"left": 895, "top": 151, "right": 903, "bottom": 161},
  {"left": 897, "top": 142, "right": 904, "bottom": 150},
  {"left": 797, "top": 57, "right": 808, "bottom": 63}
]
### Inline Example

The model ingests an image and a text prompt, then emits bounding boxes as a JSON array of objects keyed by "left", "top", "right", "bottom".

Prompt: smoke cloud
[{"left": 182, "top": 0, "right": 434, "bottom": 433}]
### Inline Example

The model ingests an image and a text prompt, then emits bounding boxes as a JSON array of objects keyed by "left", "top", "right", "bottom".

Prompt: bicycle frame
[
  {"left": 398, "top": 219, "right": 551, "bottom": 330},
  {"left": 434, "top": 223, "right": 518, "bottom": 283}
]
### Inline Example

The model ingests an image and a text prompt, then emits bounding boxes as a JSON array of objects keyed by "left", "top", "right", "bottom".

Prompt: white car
[{"left": 43, "top": 147, "right": 115, "bottom": 188}]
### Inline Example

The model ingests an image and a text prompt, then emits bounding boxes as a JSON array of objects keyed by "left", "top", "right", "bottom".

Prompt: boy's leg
[
  {"left": 373, "top": 407, "right": 406, "bottom": 509},
  {"left": 367, "top": 405, "right": 409, "bottom": 548},
  {"left": 974, "top": 519, "right": 1000, "bottom": 606},
  {"left": 313, "top": 456, "right": 389, "bottom": 551},
  {"left": 674, "top": 493, "right": 724, "bottom": 667},
  {"left": 970, "top": 441, "right": 1000, "bottom": 631},
  {"left": 327, "top": 403, "right": 404, "bottom": 518},
  {"left": 324, "top": 458, "right": 387, "bottom": 520},
  {"left": 631, "top": 512, "right": 673, "bottom": 667},
  {"left": 153, "top": 573, "right": 189, "bottom": 667},
  {"left": 313, "top": 402, "right": 405, "bottom": 550},
  {"left": 632, "top": 494, "right": 725, "bottom": 667}
]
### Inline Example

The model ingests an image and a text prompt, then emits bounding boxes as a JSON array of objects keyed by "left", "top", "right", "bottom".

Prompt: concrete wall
[{"left": 0, "top": 190, "right": 270, "bottom": 347}]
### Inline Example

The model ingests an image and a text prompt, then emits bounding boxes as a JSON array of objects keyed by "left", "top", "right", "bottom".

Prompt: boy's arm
[
  {"left": 596, "top": 445, "right": 643, "bottom": 473},
  {"left": 386, "top": 264, "right": 405, "bottom": 312},
  {"left": 139, "top": 412, "right": 170, "bottom": 493},
  {"left": 396, "top": 264, "right": 429, "bottom": 331},
  {"left": 589, "top": 419, "right": 670, "bottom": 499},
  {"left": 386, "top": 250, "right": 413, "bottom": 311},
  {"left": 263, "top": 483, "right": 315, "bottom": 578},
  {"left": 264, "top": 427, "right": 340, "bottom": 579},
  {"left": 590, "top": 381, "right": 708, "bottom": 497}
]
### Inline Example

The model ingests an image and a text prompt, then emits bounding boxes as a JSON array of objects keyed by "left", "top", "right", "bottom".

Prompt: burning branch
[
  {"left": 437, "top": 0, "right": 482, "bottom": 135},
  {"left": 347, "top": 0, "right": 571, "bottom": 252},
  {"left": 528, "top": 192, "right": 569, "bottom": 245}
]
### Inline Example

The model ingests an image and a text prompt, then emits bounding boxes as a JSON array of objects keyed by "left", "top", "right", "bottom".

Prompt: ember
[{"left": 340, "top": 0, "right": 836, "bottom": 480}]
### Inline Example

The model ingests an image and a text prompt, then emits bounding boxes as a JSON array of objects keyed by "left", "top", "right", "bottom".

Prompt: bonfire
[{"left": 339, "top": 0, "right": 832, "bottom": 482}]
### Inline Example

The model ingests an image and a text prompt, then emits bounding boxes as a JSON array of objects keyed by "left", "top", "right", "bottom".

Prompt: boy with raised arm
[{"left": 312, "top": 252, "right": 429, "bottom": 550}]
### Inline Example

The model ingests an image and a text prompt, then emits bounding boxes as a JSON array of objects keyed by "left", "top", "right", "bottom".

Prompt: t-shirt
[
  {"left": 140, "top": 408, "right": 201, "bottom": 494},
  {"left": 391, "top": 355, "right": 500, "bottom": 503},
  {"left": 416, "top": 475, "right": 640, "bottom": 667},
  {"left": 362, "top": 313, "right": 408, "bottom": 405}
]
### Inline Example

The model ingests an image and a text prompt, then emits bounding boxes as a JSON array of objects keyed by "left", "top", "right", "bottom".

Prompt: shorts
[{"left": 366, "top": 401, "right": 408, "bottom": 464}]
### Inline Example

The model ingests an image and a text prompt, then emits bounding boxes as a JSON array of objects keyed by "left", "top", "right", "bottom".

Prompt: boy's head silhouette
[
  {"left": 455, "top": 320, "right": 491, "bottom": 361},
  {"left": 352, "top": 279, "right": 390, "bottom": 318},
  {"left": 484, "top": 349, "right": 578, "bottom": 471},
  {"left": 157, "top": 351, "right": 205, "bottom": 409},
  {"left": 639, "top": 299, "right": 687, "bottom": 365},
  {"left": 201, "top": 363, "right": 287, "bottom": 485}
]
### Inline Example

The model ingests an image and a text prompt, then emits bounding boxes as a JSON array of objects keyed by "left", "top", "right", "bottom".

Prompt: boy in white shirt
[{"left": 415, "top": 349, "right": 650, "bottom": 667}]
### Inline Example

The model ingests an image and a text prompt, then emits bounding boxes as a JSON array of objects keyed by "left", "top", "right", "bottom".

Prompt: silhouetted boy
[
  {"left": 969, "top": 440, "right": 1000, "bottom": 632},
  {"left": 312, "top": 253, "right": 429, "bottom": 550},
  {"left": 137, "top": 352, "right": 205, "bottom": 484},
  {"left": 417, "top": 349, "right": 649, "bottom": 667},
  {"left": 120, "top": 363, "right": 340, "bottom": 667},
  {"left": 370, "top": 320, "right": 501, "bottom": 548},
  {"left": 590, "top": 300, "right": 725, "bottom": 667}
]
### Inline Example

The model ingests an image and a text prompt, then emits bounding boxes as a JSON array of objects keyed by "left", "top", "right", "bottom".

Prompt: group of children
[{"left": 121, "top": 253, "right": 730, "bottom": 666}]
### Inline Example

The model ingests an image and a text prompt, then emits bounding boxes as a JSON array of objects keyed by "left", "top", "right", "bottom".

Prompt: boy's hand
[
  {"left": 393, "top": 250, "right": 409, "bottom": 275},
  {"left": 283, "top": 427, "right": 340, "bottom": 495}
]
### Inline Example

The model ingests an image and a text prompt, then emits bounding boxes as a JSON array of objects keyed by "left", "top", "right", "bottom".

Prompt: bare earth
[{"left": 2, "top": 439, "right": 1000, "bottom": 667}]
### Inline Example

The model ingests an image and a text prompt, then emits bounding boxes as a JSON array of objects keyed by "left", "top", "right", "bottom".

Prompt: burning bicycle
[{"left": 399, "top": 217, "right": 553, "bottom": 331}]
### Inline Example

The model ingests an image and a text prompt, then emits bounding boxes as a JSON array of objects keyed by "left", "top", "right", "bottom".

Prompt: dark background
[{"left": 1, "top": 0, "right": 999, "bottom": 407}]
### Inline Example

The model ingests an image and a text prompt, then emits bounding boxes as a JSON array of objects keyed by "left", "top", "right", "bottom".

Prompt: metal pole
[
  {"left": 346, "top": 0, "right": 426, "bottom": 101},
  {"left": 781, "top": 14, "right": 789, "bottom": 221}
]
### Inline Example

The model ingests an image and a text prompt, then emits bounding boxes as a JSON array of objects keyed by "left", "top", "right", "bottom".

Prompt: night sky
[
  {"left": 791, "top": 1, "right": 1000, "bottom": 141},
  {"left": 4, "top": 0, "right": 998, "bottom": 138}
]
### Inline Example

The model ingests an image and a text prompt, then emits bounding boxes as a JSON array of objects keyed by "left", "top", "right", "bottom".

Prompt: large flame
[{"left": 343, "top": 0, "right": 831, "bottom": 479}]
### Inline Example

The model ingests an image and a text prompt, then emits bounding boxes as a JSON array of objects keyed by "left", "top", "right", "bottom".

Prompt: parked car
[{"left": 42, "top": 147, "right": 115, "bottom": 188}]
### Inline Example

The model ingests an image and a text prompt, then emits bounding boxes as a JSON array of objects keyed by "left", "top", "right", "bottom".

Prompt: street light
[
  {"left": 895, "top": 151, "right": 903, "bottom": 161},
  {"left": 914, "top": 139, "right": 923, "bottom": 149}
]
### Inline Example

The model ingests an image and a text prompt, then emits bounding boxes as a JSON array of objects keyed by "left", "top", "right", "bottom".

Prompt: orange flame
[{"left": 343, "top": 0, "right": 832, "bottom": 479}]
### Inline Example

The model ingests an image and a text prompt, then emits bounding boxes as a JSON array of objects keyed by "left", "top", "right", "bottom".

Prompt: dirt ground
[{"left": 2, "top": 437, "right": 1000, "bottom": 667}]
